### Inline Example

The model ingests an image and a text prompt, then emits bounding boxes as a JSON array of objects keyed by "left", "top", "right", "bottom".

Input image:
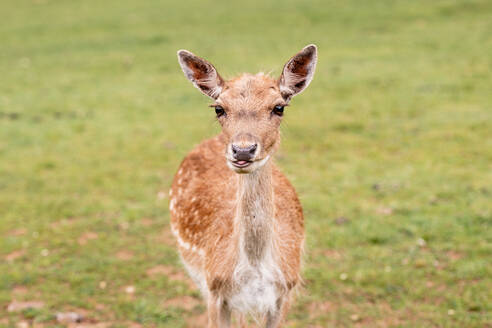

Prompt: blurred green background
[{"left": 1, "top": 0, "right": 491, "bottom": 327}]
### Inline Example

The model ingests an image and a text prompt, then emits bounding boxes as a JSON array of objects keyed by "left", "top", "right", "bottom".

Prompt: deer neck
[{"left": 235, "top": 161, "right": 275, "bottom": 265}]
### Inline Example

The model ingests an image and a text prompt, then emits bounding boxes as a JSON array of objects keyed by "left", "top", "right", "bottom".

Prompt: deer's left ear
[
  {"left": 177, "top": 50, "right": 224, "bottom": 99},
  {"left": 279, "top": 44, "right": 317, "bottom": 100}
]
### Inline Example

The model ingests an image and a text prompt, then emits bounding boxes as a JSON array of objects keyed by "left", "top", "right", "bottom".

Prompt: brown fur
[
  {"left": 171, "top": 134, "right": 304, "bottom": 280},
  {"left": 171, "top": 45, "right": 317, "bottom": 327}
]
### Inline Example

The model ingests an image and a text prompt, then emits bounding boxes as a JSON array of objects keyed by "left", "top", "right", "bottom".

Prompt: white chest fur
[
  {"left": 229, "top": 164, "right": 286, "bottom": 315},
  {"left": 229, "top": 246, "right": 284, "bottom": 315}
]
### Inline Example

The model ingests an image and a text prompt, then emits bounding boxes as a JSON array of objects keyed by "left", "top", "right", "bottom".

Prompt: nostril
[{"left": 231, "top": 143, "right": 257, "bottom": 161}]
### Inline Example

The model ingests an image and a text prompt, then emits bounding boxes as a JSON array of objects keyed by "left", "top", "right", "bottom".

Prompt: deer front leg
[
  {"left": 207, "top": 294, "right": 231, "bottom": 328},
  {"left": 265, "top": 296, "right": 290, "bottom": 328},
  {"left": 237, "top": 314, "right": 248, "bottom": 328}
]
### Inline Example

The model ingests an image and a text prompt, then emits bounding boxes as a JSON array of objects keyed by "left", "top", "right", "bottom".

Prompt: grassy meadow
[{"left": 1, "top": 0, "right": 491, "bottom": 327}]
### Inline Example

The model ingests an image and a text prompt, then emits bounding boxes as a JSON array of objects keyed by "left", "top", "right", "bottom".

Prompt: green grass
[{"left": 1, "top": 0, "right": 491, "bottom": 327}]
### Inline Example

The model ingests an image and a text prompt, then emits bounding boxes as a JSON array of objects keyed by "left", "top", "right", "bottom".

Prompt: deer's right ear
[{"left": 177, "top": 50, "right": 224, "bottom": 99}]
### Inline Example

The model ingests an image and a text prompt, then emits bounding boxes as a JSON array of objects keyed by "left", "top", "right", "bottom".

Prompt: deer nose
[{"left": 232, "top": 143, "right": 257, "bottom": 161}]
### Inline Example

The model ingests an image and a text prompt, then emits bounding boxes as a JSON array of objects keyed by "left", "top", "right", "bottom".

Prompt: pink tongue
[{"left": 236, "top": 160, "right": 247, "bottom": 165}]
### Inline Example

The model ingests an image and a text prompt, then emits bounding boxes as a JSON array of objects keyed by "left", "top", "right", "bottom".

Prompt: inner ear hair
[
  {"left": 177, "top": 50, "right": 224, "bottom": 99},
  {"left": 279, "top": 44, "right": 317, "bottom": 100}
]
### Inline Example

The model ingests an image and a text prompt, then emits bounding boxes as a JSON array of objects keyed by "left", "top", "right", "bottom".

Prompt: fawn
[{"left": 170, "top": 45, "right": 317, "bottom": 327}]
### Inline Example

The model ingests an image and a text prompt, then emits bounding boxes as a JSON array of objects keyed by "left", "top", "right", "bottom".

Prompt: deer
[{"left": 170, "top": 44, "right": 317, "bottom": 327}]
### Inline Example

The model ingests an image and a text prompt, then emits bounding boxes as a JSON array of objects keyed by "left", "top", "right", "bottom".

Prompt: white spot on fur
[
  {"left": 169, "top": 198, "right": 176, "bottom": 212},
  {"left": 170, "top": 223, "right": 205, "bottom": 256}
]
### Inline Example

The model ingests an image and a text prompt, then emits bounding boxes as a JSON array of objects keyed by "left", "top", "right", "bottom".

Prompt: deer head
[{"left": 177, "top": 45, "right": 317, "bottom": 174}]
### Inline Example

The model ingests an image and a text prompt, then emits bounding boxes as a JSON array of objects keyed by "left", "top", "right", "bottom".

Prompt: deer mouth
[
  {"left": 231, "top": 160, "right": 252, "bottom": 168},
  {"left": 226, "top": 155, "right": 271, "bottom": 173}
]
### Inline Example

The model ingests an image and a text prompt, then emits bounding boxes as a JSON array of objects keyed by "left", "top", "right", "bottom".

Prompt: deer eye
[
  {"left": 273, "top": 105, "right": 284, "bottom": 116},
  {"left": 215, "top": 106, "right": 225, "bottom": 118}
]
